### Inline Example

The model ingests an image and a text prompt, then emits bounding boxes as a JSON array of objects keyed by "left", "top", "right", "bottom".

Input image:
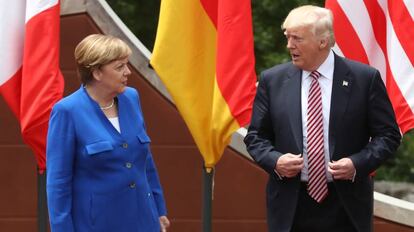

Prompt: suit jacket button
[
  {"left": 125, "top": 162, "right": 132, "bottom": 169},
  {"left": 122, "top": 143, "right": 128, "bottom": 148},
  {"left": 129, "top": 182, "right": 136, "bottom": 188}
]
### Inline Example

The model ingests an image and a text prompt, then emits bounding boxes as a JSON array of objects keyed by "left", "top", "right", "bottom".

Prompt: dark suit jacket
[{"left": 244, "top": 54, "right": 401, "bottom": 232}]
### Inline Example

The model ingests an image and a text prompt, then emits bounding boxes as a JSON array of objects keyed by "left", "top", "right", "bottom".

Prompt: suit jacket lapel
[
  {"left": 285, "top": 65, "right": 303, "bottom": 153},
  {"left": 329, "top": 55, "right": 353, "bottom": 158}
]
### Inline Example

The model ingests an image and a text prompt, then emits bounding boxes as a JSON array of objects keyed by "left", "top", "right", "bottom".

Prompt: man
[{"left": 244, "top": 5, "right": 401, "bottom": 232}]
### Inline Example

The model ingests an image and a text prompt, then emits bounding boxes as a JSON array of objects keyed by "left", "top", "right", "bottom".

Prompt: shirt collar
[{"left": 302, "top": 49, "right": 335, "bottom": 80}]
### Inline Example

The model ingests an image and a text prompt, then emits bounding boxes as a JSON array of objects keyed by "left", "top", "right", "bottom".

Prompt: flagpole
[
  {"left": 202, "top": 166, "right": 214, "bottom": 232},
  {"left": 37, "top": 168, "right": 47, "bottom": 232}
]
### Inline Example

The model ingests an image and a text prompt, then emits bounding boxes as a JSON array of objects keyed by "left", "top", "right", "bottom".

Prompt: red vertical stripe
[
  {"left": 363, "top": 0, "right": 414, "bottom": 133},
  {"left": 0, "top": 68, "right": 22, "bottom": 118},
  {"left": 21, "top": 3, "right": 64, "bottom": 172},
  {"left": 326, "top": 0, "right": 414, "bottom": 133},
  {"left": 197, "top": 0, "right": 257, "bottom": 126},
  {"left": 388, "top": 0, "right": 414, "bottom": 67},
  {"left": 216, "top": 0, "right": 256, "bottom": 125},
  {"left": 200, "top": 0, "right": 218, "bottom": 28},
  {"left": 363, "top": 0, "right": 386, "bottom": 59},
  {"left": 386, "top": 0, "right": 414, "bottom": 133},
  {"left": 387, "top": 74, "right": 414, "bottom": 133},
  {"left": 325, "top": 0, "right": 369, "bottom": 64}
]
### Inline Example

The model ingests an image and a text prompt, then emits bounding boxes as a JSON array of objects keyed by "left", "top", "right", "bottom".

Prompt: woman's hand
[{"left": 159, "top": 216, "right": 170, "bottom": 232}]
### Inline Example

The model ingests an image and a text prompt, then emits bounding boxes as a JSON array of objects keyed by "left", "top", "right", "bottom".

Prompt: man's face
[{"left": 285, "top": 25, "right": 323, "bottom": 71}]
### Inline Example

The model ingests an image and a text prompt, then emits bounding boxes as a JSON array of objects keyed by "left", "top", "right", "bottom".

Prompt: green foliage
[
  {"left": 106, "top": 0, "right": 413, "bottom": 183},
  {"left": 376, "top": 130, "right": 414, "bottom": 182},
  {"left": 106, "top": 0, "right": 160, "bottom": 50}
]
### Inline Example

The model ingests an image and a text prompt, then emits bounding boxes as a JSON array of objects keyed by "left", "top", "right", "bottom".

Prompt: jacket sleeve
[
  {"left": 349, "top": 70, "right": 401, "bottom": 178},
  {"left": 46, "top": 103, "right": 75, "bottom": 232},
  {"left": 133, "top": 88, "right": 168, "bottom": 217},
  {"left": 244, "top": 73, "right": 283, "bottom": 174},
  {"left": 146, "top": 153, "right": 167, "bottom": 216}
]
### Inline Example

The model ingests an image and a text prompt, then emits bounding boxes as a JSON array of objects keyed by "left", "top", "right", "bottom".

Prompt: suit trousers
[{"left": 290, "top": 183, "right": 357, "bottom": 232}]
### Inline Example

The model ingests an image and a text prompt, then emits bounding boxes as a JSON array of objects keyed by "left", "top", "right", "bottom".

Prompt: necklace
[{"left": 100, "top": 99, "right": 115, "bottom": 110}]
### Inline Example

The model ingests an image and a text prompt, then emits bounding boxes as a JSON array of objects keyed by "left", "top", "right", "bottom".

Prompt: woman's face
[{"left": 94, "top": 57, "right": 131, "bottom": 95}]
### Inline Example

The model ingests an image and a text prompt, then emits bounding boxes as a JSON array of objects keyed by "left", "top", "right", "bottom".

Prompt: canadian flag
[
  {"left": 0, "top": 1, "right": 64, "bottom": 172},
  {"left": 326, "top": 0, "right": 414, "bottom": 134}
]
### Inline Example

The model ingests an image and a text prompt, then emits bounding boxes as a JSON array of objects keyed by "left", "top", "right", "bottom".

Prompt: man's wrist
[
  {"left": 351, "top": 170, "right": 356, "bottom": 182},
  {"left": 274, "top": 169, "right": 283, "bottom": 180}
]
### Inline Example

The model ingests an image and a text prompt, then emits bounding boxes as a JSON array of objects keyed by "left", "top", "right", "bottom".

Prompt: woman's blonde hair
[
  {"left": 74, "top": 34, "right": 132, "bottom": 84},
  {"left": 282, "top": 5, "right": 335, "bottom": 47}
]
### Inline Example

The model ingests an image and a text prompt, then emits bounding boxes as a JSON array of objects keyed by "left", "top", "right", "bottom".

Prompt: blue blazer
[{"left": 46, "top": 86, "right": 167, "bottom": 232}]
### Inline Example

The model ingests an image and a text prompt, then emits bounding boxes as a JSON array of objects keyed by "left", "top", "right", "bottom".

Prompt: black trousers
[{"left": 290, "top": 183, "right": 357, "bottom": 232}]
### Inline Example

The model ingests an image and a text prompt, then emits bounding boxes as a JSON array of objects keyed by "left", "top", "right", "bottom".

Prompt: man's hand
[
  {"left": 275, "top": 153, "right": 304, "bottom": 178},
  {"left": 159, "top": 216, "right": 170, "bottom": 232},
  {"left": 328, "top": 158, "right": 356, "bottom": 180}
]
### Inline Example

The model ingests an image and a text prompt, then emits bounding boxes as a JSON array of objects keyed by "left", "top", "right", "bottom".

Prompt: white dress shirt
[
  {"left": 300, "top": 50, "right": 335, "bottom": 182},
  {"left": 108, "top": 116, "right": 121, "bottom": 133}
]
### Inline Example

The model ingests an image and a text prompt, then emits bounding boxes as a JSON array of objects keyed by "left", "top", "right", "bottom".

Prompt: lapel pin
[{"left": 342, "top": 80, "right": 349, "bottom": 87}]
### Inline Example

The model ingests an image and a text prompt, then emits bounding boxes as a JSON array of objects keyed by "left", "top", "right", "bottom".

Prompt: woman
[{"left": 46, "top": 34, "right": 170, "bottom": 232}]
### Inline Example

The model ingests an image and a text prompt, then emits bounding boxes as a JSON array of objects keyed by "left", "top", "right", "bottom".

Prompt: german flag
[{"left": 151, "top": 0, "right": 257, "bottom": 168}]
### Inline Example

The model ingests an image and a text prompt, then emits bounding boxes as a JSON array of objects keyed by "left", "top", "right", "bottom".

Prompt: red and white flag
[
  {"left": 0, "top": 0, "right": 64, "bottom": 172},
  {"left": 326, "top": 0, "right": 414, "bottom": 134}
]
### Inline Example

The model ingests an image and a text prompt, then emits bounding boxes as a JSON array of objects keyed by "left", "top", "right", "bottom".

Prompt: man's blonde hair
[
  {"left": 282, "top": 5, "right": 335, "bottom": 47},
  {"left": 74, "top": 34, "right": 132, "bottom": 84}
]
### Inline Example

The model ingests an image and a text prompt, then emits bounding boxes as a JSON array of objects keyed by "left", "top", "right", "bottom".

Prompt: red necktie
[{"left": 307, "top": 71, "right": 328, "bottom": 203}]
